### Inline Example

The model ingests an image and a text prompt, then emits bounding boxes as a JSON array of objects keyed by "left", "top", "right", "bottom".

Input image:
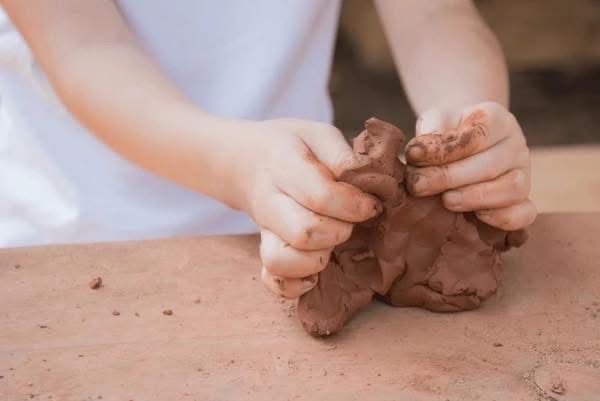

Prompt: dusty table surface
[
  {"left": 1, "top": 213, "right": 599, "bottom": 401},
  {"left": 530, "top": 145, "right": 600, "bottom": 213}
]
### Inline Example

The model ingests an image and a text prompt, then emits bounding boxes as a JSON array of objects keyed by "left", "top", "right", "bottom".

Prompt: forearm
[
  {"left": 2, "top": 0, "right": 245, "bottom": 208},
  {"left": 49, "top": 43, "right": 245, "bottom": 207},
  {"left": 376, "top": 0, "right": 508, "bottom": 115}
]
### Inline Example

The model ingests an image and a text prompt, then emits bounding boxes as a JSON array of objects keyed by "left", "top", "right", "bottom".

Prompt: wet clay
[{"left": 297, "top": 118, "right": 528, "bottom": 336}]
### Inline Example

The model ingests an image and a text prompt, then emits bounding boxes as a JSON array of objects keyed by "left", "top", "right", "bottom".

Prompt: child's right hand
[{"left": 230, "top": 119, "right": 380, "bottom": 298}]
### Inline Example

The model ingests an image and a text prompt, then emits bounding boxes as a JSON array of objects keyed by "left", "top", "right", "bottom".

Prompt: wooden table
[{"left": 1, "top": 214, "right": 599, "bottom": 401}]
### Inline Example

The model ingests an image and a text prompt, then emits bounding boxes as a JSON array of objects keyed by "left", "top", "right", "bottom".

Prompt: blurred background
[
  {"left": 332, "top": 0, "right": 600, "bottom": 145},
  {"left": 331, "top": 0, "right": 600, "bottom": 212}
]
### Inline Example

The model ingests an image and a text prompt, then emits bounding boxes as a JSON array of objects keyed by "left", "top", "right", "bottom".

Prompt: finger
[
  {"left": 253, "top": 191, "right": 353, "bottom": 250},
  {"left": 260, "top": 228, "right": 331, "bottom": 278},
  {"left": 407, "top": 102, "right": 518, "bottom": 166},
  {"left": 415, "top": 108, "right": 461, "bottom": 137},
  {"left": 475, "top": 199, "right": 537, "bottom": 231},
  {"left": 406, "top": 135, "right": 529, "bottom": 197},
  {"left": 297, "top": 122, "right": 371, "bottom": 178},
  {"left": 261, "top": 266, "right": 318, "bottom": 299},
  {"left": 276, "top": 146, "right": 379, "bottom": 223},
  {"left": 442, "top": 168, "right": 530, "bottom": 212}
]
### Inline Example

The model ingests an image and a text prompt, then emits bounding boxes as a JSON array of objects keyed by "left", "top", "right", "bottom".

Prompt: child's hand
[
  {"left": 234, "top": 119, "right": 379, "bottom": 298},
  {"left": 404, "top": 101, "right": 537, "bottom": 231}
]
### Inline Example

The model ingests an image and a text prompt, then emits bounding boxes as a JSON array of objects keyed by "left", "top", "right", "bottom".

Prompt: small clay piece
[
  {"left": 297, "top": 118, "right": 528, "bottom": 336},
  {"left": 493, "top": 342, "right": 503, "bottom": 347},
  {"left": 162, "top": 309, "right": 173, "bottom": 316},
  {"left": 112, "top": 310, "right": 120, "bottom": 316},
  {"left": 89, "top": 277, "right": 102, "bottom": 290}
]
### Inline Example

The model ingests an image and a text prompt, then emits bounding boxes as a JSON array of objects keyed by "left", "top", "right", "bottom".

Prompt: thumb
[
  {"left": 415, "top": 108, "right": 461, "bottom": 137},
  {"left": 299, "top": 123, "right": 370, "bottom": 179},
  {"left": 407, "top": 109, "right": 462, "bottom": 165}
]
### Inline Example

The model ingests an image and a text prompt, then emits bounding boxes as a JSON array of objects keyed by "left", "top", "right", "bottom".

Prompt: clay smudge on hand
[{"left": 406, "top": 109, "right": 488, "bottom": 167}]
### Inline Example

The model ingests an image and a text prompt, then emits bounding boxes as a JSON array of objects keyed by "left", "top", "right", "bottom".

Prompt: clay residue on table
[{"left": 297, "top": 118, "right": 527, "bottom": 336}]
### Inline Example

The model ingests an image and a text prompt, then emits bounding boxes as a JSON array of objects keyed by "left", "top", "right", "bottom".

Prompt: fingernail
[
  {"left": 444, "top": 191, "right": 462, "bottom": 208},
  {"left": 407, "top": 144, "right": 425, "bottom": 161},
  {"left": 407, "top": 173, "right": 428, "bottom": 194}
]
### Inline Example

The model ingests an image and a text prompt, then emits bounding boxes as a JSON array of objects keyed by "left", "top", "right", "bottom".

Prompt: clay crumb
[
  {"left": 14, "top": 264, "right": 21, "bottom": 269},
  {"left": 493, "top": 342, "right": 503, "bottom": 347},
  {"left": 551, "top": 378, "right": 566, "bottom": 394},
  {"left": 134, "top": 312, "right": 140, "bottom": 317},
  {"left": 112, "top": 310, "right": 120, "bottom": 316},
  {"left": 89, "top": 277, "right": 102, "bottom": 289},
  {"left": 162, "top": 309, "right": 173, "bottom": 316},
  {"left": 327, "top": 344, "right": 337, "bottom": 351},
  {"left": 194, "top": 297, "right": 202, "bottom": 304},
  {"left": 38, "top": 325, "right": 48, "bottom": 329}
]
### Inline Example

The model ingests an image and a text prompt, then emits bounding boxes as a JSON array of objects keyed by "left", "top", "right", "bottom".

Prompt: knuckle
[
  {"left": 524, "top": 200, "right": 538, "bottom": 225},
  {"left": 513, "top": 131, "right": 528, "bottom": 149},
  {"left": 260, "top": 246, "right": 280, "bottom": 274},
  {"left": 472, "top": 185, "right": 489, "bottom": 205},
  {"left": 504, "top": 110, "right": 519, "bottom": 127},
  {"left": 290, "top": 216, "right": 322, "bottom": 248},
  {"left": 508, "top": 169, "right": 529, "bottom": 196},
  {"left": 439, "top": 165, "right": 455, "bottom": 189},
  {"left": 303, "top": 185, "right": 332, "bottom": 212}
]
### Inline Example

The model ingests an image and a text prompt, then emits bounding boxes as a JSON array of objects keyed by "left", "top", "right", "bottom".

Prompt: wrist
[{"left": 184, "top": 112, "right": 258, "bottom": 211}]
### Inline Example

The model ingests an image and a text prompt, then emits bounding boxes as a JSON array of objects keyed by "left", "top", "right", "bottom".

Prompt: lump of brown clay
[{"left": 297, "top": 118, "right": 527, "bottom": 336}]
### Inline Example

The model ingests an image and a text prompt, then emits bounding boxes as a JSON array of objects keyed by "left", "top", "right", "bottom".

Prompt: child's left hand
[{"left": 404, "top": 101, "right": 537, "bottom": 231}]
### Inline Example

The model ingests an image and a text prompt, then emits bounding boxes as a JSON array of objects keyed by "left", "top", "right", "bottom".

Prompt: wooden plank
[{"left": 1, "top": 214, "right": 599, "bottom": 400}]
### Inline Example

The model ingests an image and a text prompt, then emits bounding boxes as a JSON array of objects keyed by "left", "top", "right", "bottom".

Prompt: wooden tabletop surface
[{"left": 1, "top": 213, "right": 599, "bottom": 401}]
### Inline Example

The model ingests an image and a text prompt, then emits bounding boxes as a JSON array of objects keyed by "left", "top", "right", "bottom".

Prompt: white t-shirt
[{"left": 0, "top": 0, "right": 341, "bottom": 247}]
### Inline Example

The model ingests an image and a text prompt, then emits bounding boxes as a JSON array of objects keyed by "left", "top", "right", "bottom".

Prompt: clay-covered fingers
[
  {"left": 406, "top": 102, "right": 518, "bottom": 167},
  {"left": 260, "top": 229, "right": 331, "bottom": 278},
  {"left": 252, "top": 191, "right": 353, "bottom": 251},
  {"left": 261, "top": 266, "right": 318, "bottom": 298},
  {"left": 442, "top": 168, "right": 530, "bottom": 212},
  {"left": 475, "top": 199, "right": 537, "bottom": 231},
  {"left": 276, "top": 144, "right": 379, "bottom": 223},
  {"left": 406, "top": 135, "right": 529, "bottom": 197}
]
